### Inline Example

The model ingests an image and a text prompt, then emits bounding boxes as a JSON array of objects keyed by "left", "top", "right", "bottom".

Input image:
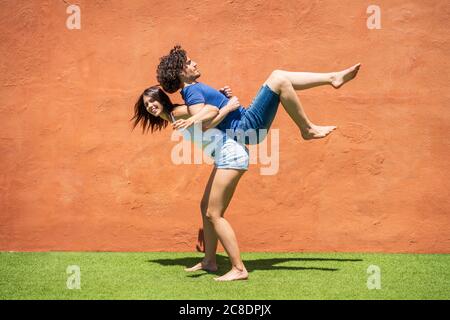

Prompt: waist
[{"left": 218, "top": 108, "right": 245, "bottom": 130}]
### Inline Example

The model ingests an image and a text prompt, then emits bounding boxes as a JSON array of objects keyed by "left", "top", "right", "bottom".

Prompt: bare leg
[
  {"left": 185, "top": 167, "right": 219, "bottom": 272},
  {"left": 261, "top": 63, "right": 361, "bottom": 139},
  {"left": 184, "top": 168, "right": 248, "bottom": 281},
  {"left": 263, "top": 72, "right": 335, "bottom": 140},
  {"left": 275, "top": 63, "right": 361, "bottom": 90},
  {"left": 205, "top": 168, "right": 248, "bottom": 281},
  {"left": 278, "top": 70, "right": 334, "bottom": 90},
  {"left": 283, "top": 81, "right": 337, "bottom": 140}
]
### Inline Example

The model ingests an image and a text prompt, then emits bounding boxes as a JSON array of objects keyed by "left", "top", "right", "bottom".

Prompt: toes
[
  {"left": 184, "top": 267, "right": 198, "bottom": 272},
  {"left": 185, "top": 260, "right": 219, "bottom": 273},
  {"left": 184, "top": 262, "right": 206, "bottom": 272}
]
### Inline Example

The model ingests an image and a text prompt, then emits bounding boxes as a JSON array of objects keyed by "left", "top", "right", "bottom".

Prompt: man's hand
[
  {"left": 224, "top": 96, "right": 241, "bottom": 112},
  {"left": 172, "top": 118, "right": 195, "bottom": 131},
  {"left": 219, "top": 85, "right": 233, "bottom": 98}
]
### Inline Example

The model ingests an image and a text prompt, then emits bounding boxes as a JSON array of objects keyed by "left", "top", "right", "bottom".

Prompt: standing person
[{"left": 131, "top": 86, "right": 250, "bottom": 281}]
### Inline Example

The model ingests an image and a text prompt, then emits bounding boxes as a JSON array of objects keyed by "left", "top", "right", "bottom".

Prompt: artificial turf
[{"left": 0, "top": 252, "right": 448, "bottom": 300}]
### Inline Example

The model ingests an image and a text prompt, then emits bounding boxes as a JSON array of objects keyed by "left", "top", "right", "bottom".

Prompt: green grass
[{"left": 0, "top": 252, "right": 449, "bottom": 300}]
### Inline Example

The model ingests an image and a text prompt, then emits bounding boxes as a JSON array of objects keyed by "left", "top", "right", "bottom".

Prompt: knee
[
  {"left": 266, "top": 70, "right": 289, "bottom": 93},
  {"left": 205, "top": 210, "right": 222, "bottom": 223},
  {"left": 270, "top": 69, "right": 285, "bottom": 79}
]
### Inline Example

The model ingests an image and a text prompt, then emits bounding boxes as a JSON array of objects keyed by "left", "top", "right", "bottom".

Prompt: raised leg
[
  {"left": 273, "top": 63, "right": 361, "bottom": 90},
  {"left": 276, "top": 70, "right": 334, "bottom": 90},
  {"left": 263, "top": 69, "right": 351, "bottom": 140}
]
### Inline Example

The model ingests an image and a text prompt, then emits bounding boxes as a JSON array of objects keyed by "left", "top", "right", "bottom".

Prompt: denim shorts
[
  {"left": 212, "top": 133, "right": 249, "bottom": 171},
  {"left": 232, "top": 84, "right": 280, "bottom": 145},
  {"left": 183, "top": 126, "right": 249, "bottom": 171}
]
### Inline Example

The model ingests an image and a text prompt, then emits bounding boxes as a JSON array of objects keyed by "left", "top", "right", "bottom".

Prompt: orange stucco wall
[{"left": 1, "top": 0, "right": 449, "bottom": 253}]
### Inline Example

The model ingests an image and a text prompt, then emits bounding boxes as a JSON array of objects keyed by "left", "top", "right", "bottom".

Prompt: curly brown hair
[{"left": 156, "top": 45, "right": 187, "bottom": 94}]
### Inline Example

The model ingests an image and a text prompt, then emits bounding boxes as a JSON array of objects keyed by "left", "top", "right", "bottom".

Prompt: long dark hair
[{"left": 130, "top": 85, "right": 175, "bottom": 134}]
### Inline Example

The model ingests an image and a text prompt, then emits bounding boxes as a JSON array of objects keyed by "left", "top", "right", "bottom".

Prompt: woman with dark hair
[
  {"left": 131, "top": 85, "right": 251, "bottom": 281},
  {"left": 131, "top": 85, "right": 221, "bottom": 133}
]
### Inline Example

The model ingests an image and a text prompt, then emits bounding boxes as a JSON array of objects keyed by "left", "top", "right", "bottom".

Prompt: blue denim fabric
[
  {"left": 182, "top": 126, "right": 249, "bottom": 171},
  {"left": 231, "top": 85, "right": 280, "bottom": 145}
]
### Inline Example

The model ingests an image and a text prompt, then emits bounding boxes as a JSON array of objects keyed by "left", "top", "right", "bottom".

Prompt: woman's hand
[
  {"left": 219, "top": 85, "right": 233, "bottom": 98},
  {"left": 172, "top": 118, "right": 195, "bottom": 131},
  {"left": 224, "top": 96, "right": 241, "bottom": 112}
]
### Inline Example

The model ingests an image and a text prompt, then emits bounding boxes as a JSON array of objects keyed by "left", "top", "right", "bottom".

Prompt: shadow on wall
[{"left": 148, "top": 256, "right": 364, "bottom": 277}]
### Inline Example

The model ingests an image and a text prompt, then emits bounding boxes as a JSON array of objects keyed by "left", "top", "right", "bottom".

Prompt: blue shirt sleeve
[{"left": 184, "top": 86, "right": 205, "bottom": 106}]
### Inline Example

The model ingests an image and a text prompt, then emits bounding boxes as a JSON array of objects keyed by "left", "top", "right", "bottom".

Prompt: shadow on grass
[{"left": 148, "top": 255, "right": 363, "bottom": 278}]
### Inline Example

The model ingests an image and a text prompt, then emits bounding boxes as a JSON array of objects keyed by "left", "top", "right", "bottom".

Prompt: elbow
[
  {"left": 206, "top": 109, "right": 219, "bottom": 120},
  {"left": 202, "top": 120, "right": 213, "bottom": 131},
  {"left": 206, "top": 105, "right": 219, "bottom": 114}
]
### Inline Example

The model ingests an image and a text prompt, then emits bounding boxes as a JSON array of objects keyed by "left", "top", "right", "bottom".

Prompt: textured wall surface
[{"left": 1, "top": 0, "right": 449, "bottom": 253}]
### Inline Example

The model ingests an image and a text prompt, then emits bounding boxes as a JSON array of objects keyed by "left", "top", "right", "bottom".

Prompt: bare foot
[
  {"left": 214, "top": 266, "right": 248, "bottom": 281},
  {"left": 331, "top": 63, "right": 361, "bottom": 89},
  {"left": 184, "top": 261, "right": 218, "bottom": 272},
  {"left": 301, "top": 125, "right": 337, "bottom": 140}
]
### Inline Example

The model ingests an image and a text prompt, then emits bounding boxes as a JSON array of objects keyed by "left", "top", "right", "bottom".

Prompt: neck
[
  {"left": 160, "top": 111, "right": 171, "bottom": 122},
  {"left": 181, "top": 79, "right": 197, "bottom": 89}
]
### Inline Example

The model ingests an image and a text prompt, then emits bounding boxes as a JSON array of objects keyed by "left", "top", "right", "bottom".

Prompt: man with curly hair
[
  {"left": 156, "top": 45, "right": 190, "bottom": 94},
  {"left": 156, "top": 45, "right": 360, "bottom": 141},
  {"left": 157, "top": 45, "right": 236, "bottom": 133}
]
